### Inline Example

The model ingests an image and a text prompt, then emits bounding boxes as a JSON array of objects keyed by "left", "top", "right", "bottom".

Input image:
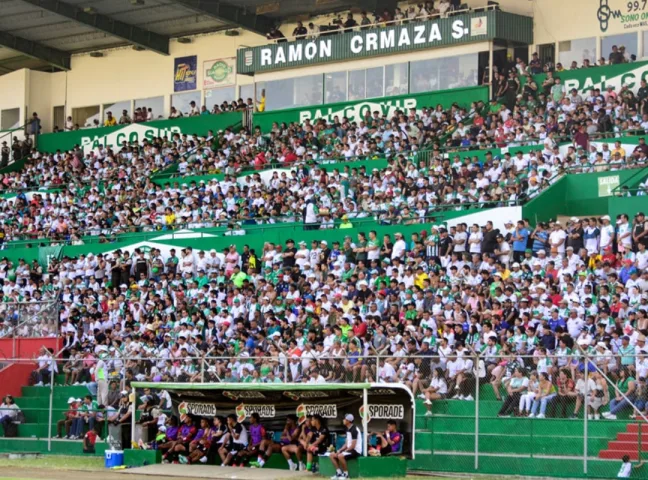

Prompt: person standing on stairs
[{"left": 95, "top": 350, "right": 109, "bottom": 407}]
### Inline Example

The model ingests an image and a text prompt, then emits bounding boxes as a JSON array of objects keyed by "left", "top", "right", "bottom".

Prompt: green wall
[
  {"left": 253, "top": 86, "right": 489, "bottom": 132},
  {"left": 36, "top": 112, "right": 243, "bottom": 154},
  {"left": 522, "top": 168, "right": 648, "bottom": 223},
  {"left": 609, "top": 195, "right": 648, "bottom": 223}
]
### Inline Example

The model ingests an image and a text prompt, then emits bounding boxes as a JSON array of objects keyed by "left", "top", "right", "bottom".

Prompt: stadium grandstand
[{"left": 0, "top": 0, "right": 647, "bottom": 479}]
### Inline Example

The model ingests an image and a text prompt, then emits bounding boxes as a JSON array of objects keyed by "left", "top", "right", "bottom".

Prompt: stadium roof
[{"left": 0, "top": 0, "right": 390, "bottom": 75}]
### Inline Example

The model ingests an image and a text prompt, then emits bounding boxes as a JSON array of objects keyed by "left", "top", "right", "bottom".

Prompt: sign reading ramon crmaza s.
[{"left": 237, "top": 13, "right": 490, "bottom": 74}]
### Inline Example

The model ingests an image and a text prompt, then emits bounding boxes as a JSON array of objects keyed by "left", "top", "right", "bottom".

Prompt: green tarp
[
  {"left": 36, "top": 112, "right": 243, "bottom": 154},
  {"left": 253, "top": 85, "right": 489, "bottom": 132}
]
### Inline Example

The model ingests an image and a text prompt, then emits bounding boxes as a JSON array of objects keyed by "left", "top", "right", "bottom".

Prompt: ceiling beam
[
  {"left": 0, "top": 30, "right": 70, "bottom": 69},
  {"left": 170, "top": 0, "right": 275, "bottom": 36},
  {"left": 21, "top": 0, "right": 170, "bottom": 55}
]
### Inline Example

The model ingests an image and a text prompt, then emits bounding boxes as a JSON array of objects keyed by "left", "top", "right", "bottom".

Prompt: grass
[
  {"left": 0, "top": 456, "right": 517, "bottom": 480},
  {"left": 0, "top": 456, "right": 104, "bottom": 471}
]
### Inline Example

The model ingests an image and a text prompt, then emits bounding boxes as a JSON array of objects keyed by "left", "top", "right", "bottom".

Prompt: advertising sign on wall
[
  {"left": 203, "top": 58, "right": 236, "bottom": 89},
  {"left": 596, "top": 0, "right": 648, "bottom": 32},
  {"left": 174, "top": 55, "right": 198, "bottom": 92}
]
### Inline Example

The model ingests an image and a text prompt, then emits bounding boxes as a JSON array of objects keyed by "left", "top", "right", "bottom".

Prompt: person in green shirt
[
  {"left": 77, "top": 394, "right": 99, "bottom": 438},
  {"left": 231, "top": 265, "right": 247, "bottom": 288}
]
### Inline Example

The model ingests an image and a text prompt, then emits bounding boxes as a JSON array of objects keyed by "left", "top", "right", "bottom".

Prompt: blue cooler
[{"left": 105, "top": 450, "right": 124, "bottom": 468}]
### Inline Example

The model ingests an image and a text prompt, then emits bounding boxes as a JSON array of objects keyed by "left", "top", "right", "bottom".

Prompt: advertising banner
[
  {"left": 253, "top": 85, "right": 488, "bottom": 132},
  {"left": 174, "top": 55, "right": 198, "bottom": 92},
  {"left": 134, "top": 383, "right": 414, "bottom": 457},
  {"left": 204, "top": 58, "right": 236, "bottom": 89},
  {"left": 36, "top": 112, "right": 242, "bottom": 155},
  {"left": 528, "top": 60, "right": 648, "bottom": 96}
]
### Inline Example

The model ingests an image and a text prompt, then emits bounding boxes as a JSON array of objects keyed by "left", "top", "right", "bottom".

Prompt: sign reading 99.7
[{"left": 598, "top": 0, "right": 648, "bottom": 31}]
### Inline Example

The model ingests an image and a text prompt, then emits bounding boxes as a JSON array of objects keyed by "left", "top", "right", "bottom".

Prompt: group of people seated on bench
[{"left": 136, "top": 410, "right": 401, "bottom": 479}]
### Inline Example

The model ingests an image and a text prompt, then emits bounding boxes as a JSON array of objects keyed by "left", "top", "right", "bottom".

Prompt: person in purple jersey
[
  {"left": 282, "top": 415, "right": 311, "bottom": 471},
  {"left": 373, "top": 420, "right": 402, "bottom": 456},
  {"left": 164, "top": 414, "right": 197, "bottom": 463},
  {"left": 236, "top": 412, "right": 266, "bottom": 466},
  {"left": 157, "top": 416, "right": 179, "bottom": 458},
  {"left": 180, "top": 418, "right": 211, "bottom": 464},
  {"left": 253, "top": 414, "right": 299, "bottom": 468}
]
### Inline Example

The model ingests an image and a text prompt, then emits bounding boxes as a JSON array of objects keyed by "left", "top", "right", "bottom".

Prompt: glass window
[
  {"left": 103, "top": 100, "right": 130, "bottom": 125},
  {"left": 264, "top": 78, "right": 295, "bottom": 111},
  {"left": 385, "top": 63, "right": 408, "bottom": 96},
  {"left": 240, "top": 84, "right": 255, "bottom": 102},
  {"left": 602, "top": 33, "right": 638, "bottom": 63},
  {"left": 264, "top": 75, "right": 323, "bottom": 112},
  {"left": 135, "top": 96, "right": 164, "bottom": 121},
  {"left": 325, "top": 71, "right": 347, "bottom": 103},
  {"left": 410, "top": 58, "right": 441, "bottom": 93},
  {"left": 171, "top": 91, "right": 201, "bottom": 117},
  {"left": 348, "top": 70, "right": 366, "bottom": 101},
  {"left": 72, "top": 106, "right": 100, "bottom": 128},
  {"left": 205, "top": 87, "right": 236, "bottom": 112},
  {"left": 294, "top": 74, "right": 323, "bottom": 107},
  {"left": 0, "top": 108, "right": 20, "bottom": 130},
  {"left": 558, "top": 38, "right": 596, "bottom": 69},
  {"left": 366, "top": 66, "right": 384, "bottom": 99}
]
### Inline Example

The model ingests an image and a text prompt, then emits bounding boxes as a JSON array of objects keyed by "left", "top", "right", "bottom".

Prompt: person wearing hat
[
  {"left": 55, "top": 397, "right": 80, "bottom": 439},
  {"left": 329, "top": 414, "right": 362, "bottom": 480}
]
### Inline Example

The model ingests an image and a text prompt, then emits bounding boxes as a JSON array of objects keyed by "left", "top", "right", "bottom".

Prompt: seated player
[
  {"left": 305, "top": 414, "right": 330, "bottom": 472},
  {"left": 371, "top": 420, "right": 402, "bottom": 456}
]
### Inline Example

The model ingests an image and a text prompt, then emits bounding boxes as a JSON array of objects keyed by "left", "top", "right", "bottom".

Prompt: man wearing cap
[{"left": 329, "top": 414, "right": 362, "bottom": 480}]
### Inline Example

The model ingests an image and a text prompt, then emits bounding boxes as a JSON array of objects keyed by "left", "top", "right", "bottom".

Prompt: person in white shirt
[
  {"left": 391, "top": 232, "right": 407, "bottom": 260},
  {"left": 549, "top": 222, "right": 567, "bottom": 254},
  {"left": 599, "top": 215, "right": 615, "bottom": 252}
]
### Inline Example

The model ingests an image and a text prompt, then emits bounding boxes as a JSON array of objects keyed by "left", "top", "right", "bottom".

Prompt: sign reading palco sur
[{"left": 237, "top": 13, "right": 490, "bottom": 74}]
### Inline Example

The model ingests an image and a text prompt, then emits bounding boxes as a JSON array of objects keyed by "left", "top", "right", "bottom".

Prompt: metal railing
[
  {"left": 3, "top": 350, "right": 648, "bottom": 476},
  {"left": 0, "top": 300, "right": 59, "bottom": 356}
]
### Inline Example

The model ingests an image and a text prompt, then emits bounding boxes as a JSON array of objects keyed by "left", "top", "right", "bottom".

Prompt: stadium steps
[
  {"left": 409, "top": 452, "right": 621, "bottom": 478},
  {"left": 0, "top": 437, "right": 106, "bottom": 456},
  {"left": 414, "top": 398, "right": 630, "bottom": 459},
  {"left": 599, "top": 423, "right": 648, "bottom": 460},
  {"left": 0, "top": 382, "right": 96, "bottom": 442}
]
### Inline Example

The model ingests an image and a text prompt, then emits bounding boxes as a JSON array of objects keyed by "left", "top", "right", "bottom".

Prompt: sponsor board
[
  {"left": 235, "top": 403, "right": 276, "bottom": 422},
  {"left": 283, "top": 391, "right": 330, "bottom": 401},
  {"left": 296, "top": 404, "right": 338, "bottom": 424},
  {"left": 178, "top": 401, "right": 217, "bottom": 417},
  {"left": 237, "top": 12, "right": 501, "bottom": 74},
  {"left": 223, "top": 391, "right": 267, "bottom": 400},
  {"left": 359, "top": 404, "right": 405, "bottom": 423}
]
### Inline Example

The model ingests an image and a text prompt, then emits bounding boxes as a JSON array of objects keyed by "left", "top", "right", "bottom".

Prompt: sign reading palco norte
[{"left": 237, "top": 13, "right": 494, "bottom": 74}]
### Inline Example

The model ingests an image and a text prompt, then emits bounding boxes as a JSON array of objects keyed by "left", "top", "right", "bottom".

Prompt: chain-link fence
[
  {"left": 4, "top": 351, "right": 648, "bottom": 477},
  {"left": 0, "top": 300, "right": 59, "bottom": 339}
]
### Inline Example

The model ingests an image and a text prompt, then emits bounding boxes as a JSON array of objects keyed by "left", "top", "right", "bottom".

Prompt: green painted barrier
[
  {"left": 36, "top": 112, "right": 243, "bottom": 155},
  {"left": 253, "top": 85, "right": 489, "bottom": 132},
  {"left": 523, "top": 60, "right": 648, "bottom": 95}
]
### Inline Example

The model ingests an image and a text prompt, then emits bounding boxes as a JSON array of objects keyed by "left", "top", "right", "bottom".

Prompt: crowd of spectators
[
  {"left": 268, "top": 0, "right": 468, "bottom": 42},
  {"left": 1, "top": 76, "right": 648, "bottom": 247},
  {"left": 16, "top": 208, "right": 648, "bottom": 427}
]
